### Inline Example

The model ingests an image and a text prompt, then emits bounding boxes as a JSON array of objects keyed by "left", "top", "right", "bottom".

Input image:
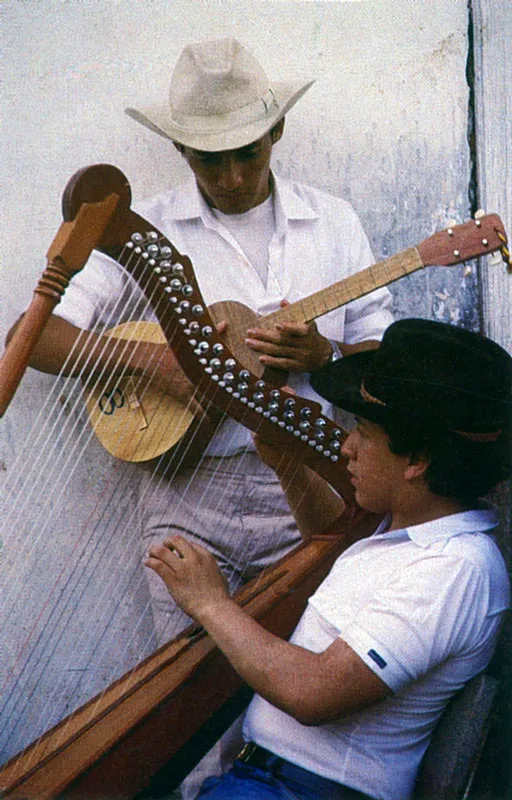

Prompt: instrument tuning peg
[
  {"left": 488, "top": 252, "right": 504, "bottom": 267},
  {"left": 474, "top": 209, "right": 486, "bottom": 219},
  {"left": 446, "top": 218, "right": 457, "bottom": 236}
]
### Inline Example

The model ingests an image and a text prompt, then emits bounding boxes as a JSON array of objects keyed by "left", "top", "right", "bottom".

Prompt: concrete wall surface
[{"left": 1, "top": 0, "right": 508, "bottom": 775}]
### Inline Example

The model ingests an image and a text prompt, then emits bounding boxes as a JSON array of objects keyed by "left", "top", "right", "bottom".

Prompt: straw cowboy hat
[
  {"left": 125, "top": 37, "right": 314, "bottom": 152},
  {"left": 311, "top": 319, "right": 512, "bottom": 442}
]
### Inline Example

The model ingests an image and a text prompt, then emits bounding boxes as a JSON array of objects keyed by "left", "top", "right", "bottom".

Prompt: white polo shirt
[
  {"left": 55, "top": 173, "right": 392, "bottom": 456},
  {"left": 243, "top": 507, "right": 510, "bottom": 799}
]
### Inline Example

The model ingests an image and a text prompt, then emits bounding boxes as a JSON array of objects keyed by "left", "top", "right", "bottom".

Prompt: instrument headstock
[
  {"left": 417, "top": 212, "right": 510, "bottom": 271},
  {"left": 61, "top": 163, "right": 131, "bottom": 221}
]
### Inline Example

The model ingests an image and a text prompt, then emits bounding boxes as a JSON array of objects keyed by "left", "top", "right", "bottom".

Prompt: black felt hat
[{"left": 311, "top": 319, "right": 512, "bottom": 439}]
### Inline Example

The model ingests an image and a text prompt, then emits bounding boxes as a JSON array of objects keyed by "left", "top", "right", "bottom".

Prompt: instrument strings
[
  {"left": 1, "top": 238, "right": 309, "bottom": 766},
  {"left": 1, "top": 245, "right": 170, "bottom": 757}
]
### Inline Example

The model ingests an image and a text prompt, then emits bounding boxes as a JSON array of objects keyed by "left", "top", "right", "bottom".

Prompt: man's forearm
[
  {"left": 8, "top": 313, "right": 148, "bottom": 378},
  {"left": 179, "top": 586, "right": 387, "bottom": 726},
  {"left": 275, "top": 461, "right": 345, "bottom": 538},
  {"left": 197, "top": 596, "right": 326, "bottom": 723}
]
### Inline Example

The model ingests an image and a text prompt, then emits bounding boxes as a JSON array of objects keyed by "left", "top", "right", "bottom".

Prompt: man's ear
[
  {"left": 271, "top": 118, "right": 285, "bottom": 144},
  {"left": 404, "top": 456, "right": 429, "bottom": 482}
]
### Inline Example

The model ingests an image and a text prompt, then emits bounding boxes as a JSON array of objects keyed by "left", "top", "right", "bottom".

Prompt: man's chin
[
  {"left": 214, "top": 195, "right": 252, "bottom": 214},
  {"left": 354, "top": 490, "right": 385, "bottom": 515}
]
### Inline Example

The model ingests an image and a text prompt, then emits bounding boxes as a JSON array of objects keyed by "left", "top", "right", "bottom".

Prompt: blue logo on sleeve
[{"left": 368, "top": 649, "right": 387, "bottom": 669}]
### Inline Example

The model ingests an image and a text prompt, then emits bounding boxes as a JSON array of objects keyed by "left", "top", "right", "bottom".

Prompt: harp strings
[
  {"left": 1, "top": 244, "right": 175, "bottom": 755},
  {"left": 1, "top": 240, "right": 307, "bottom": 764}
]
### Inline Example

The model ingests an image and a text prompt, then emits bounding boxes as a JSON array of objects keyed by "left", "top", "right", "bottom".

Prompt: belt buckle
[{"left": 237, "top": 742, "right": 257, "bottom": 763}]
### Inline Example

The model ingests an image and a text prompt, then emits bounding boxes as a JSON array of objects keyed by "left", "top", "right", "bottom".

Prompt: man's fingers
[
  {"left": 146, "top": 543, "right": 179, "bottom": 569},
  {"left": 246, "top": 337, "right": 305, "bottom": 358},
  {"left": 246, "top": 324, "right": 309, "bottom": 342},
  {"left": 275, "top": 323, "right": 311, "bottom": 338},
  {"left": 258, "top": 355, "right": 302, "bottom": 371},
  {"left": 162, "top": 535, "right": 209, "bottom": 561}
]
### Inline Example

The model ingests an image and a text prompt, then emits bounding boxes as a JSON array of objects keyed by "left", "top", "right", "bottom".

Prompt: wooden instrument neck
[{"left": 258, "top": 247, "right": 424, "bottom": 329}]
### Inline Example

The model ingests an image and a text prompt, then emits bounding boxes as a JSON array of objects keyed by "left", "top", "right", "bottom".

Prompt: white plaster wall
[{"left": 1, "top": 0, "right": 473, "bottom": 765}]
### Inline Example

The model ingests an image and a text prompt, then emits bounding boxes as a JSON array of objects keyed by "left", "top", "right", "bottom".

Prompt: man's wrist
[{"left": 323, "top": 339, "right": 343, "bottom": 366}]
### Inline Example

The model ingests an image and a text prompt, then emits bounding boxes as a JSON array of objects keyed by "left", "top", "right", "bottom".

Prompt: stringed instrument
[
  {"left": 1, "top": 164, "right": 509, "bottom": 798},
  {"left": 0, "top": 164, "right": 380, "bottom": 798},
  {"left": 82, "top": 212, "right": 511, "bottom": 462}
]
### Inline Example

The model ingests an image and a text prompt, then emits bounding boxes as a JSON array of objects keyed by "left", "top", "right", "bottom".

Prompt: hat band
[
  {"left": 360, "top": 381, "right": 386, "bottom": 406},
  {"left": 169, "top": 88, "right": 277, "bottom": 135},
  {"left": 454, "top": 429, "right": 503, "bottom": 442}
]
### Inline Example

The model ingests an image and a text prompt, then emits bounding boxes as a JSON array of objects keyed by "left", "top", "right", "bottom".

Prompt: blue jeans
[{"left": 197, "top": 759, "right": 369, "bottom": 800}]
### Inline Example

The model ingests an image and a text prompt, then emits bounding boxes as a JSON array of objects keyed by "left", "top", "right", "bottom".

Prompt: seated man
[{"left": 145, "top": 319, "right": 511, "bottom": 800}]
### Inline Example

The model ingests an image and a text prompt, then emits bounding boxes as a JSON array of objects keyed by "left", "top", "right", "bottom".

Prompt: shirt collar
[
  {"left": 272, "top": 173, "right": 319, "bottom": 224},
  {"left": 164, "top": 177, "right": 206, "bottom": 221},
  {"left": 378, "top": 504, "right": 500, "bottom": 548},
  {"left": 160, "top": 172, "right": 319, "bottom": 227}
]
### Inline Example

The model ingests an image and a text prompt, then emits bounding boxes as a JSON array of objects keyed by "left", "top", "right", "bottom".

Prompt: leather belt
[{"left": 236, "top": 742, "right": 375, "bottom": 799}]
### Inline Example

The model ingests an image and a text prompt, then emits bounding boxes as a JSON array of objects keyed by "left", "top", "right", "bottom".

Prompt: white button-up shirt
[
  {"left": 56, "top": 174, "right": 393, "bottom": 455},
  {"left": 244, "top": 506, "right": 510, "bottom": 799}
]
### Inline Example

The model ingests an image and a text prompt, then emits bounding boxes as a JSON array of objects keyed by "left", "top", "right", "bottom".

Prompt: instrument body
[{"left": 0, "top": 164, "right": 370, "bottom": 796}]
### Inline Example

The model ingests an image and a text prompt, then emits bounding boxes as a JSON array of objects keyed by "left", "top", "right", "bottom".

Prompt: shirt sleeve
[
  {"left": 343, "top": 288, "right": 394, "bottom": 344},
  {"left": 55, "top": 251, "right": 135, "bottom": 330},
  {"left": 321, "top": 554, "right": 495, "bottom": 692}
]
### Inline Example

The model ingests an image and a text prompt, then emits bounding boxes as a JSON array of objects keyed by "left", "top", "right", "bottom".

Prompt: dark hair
[{"left": 383, "top": 419, "right": 512, "bottom": 504}]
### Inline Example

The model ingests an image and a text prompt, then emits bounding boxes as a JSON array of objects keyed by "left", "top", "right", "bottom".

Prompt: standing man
[
  {"left": 146, "top": 319, "right": 511, "bottom": 800},
  {"left": 11, "top": 38, "right": 392, "bottom": 645}
]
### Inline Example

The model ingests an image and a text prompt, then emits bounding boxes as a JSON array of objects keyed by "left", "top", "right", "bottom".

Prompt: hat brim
[
  {"left": 125, "top": 80, "right": 314, "bottom": 151},
  {"left": 310, "top": 351, "right": 389, "bottom": 426}
]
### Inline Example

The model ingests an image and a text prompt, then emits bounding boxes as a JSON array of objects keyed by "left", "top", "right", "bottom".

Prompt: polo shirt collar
[
  {"left": 404, "top": 505, "right": 499, "bottom": 548},
  {"left": 371, "top": 505, "right": 499, "bottom": 548}
]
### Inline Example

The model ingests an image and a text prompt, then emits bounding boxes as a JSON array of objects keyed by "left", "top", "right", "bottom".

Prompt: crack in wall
[{"left": 466, "top": 0, "right": 485, "bottom": 332}]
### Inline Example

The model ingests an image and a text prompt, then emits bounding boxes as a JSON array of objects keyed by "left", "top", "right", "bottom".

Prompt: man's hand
[
  {"left": 245, "top": 312, "right": 331, "bottom": 374},
  {"left": 245, "top": 300, "right": 381, "bottom": 373},
  {"left": 147, "top": 318, "right": 229, "bottom": 407},
  {"left": 145, "top": 535, "right": 230, "bottom": 621},
  {"left": 144, "top": 344, "right": 197, "bottom": 404}
]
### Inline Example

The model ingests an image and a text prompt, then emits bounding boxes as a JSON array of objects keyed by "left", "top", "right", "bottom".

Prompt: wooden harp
[
  {"left": 4, "top": 165, "right": 507, "bottom": 796},
  {"left": 0, "top": 165, "right": 378, "bottom": 798}
]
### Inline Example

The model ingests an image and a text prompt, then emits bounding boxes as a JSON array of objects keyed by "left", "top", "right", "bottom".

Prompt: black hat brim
[{"left": 310, "top": 351, "right": 389, "bottom": 426}]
